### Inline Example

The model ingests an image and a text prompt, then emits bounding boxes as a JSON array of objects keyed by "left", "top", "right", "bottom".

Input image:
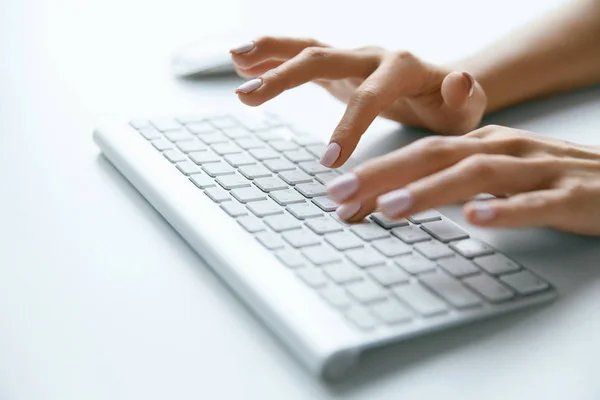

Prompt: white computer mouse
[{"left": 171, "top": 34, "right": 248, "bottom": 77}]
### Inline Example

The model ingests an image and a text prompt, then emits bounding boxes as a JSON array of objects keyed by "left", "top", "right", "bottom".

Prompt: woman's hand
[
  {"left": 325, "top": 125, "right": 600, "bottom": 236},
  {"left": 230, "top": 37, "right": 487, "bottom": 167}
]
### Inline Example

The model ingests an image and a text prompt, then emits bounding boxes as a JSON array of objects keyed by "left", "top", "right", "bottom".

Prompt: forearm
[{"left": 456, "top": 0, "right": 600, "bottom": 114}]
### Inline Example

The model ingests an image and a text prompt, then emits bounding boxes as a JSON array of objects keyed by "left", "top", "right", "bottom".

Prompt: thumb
[{"left": 440, "top": 71, "right": 481, "bottom": 110}]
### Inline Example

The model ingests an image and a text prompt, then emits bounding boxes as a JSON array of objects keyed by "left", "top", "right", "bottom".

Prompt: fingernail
[
  {"left": 236, "top": 78, "right": 262, "bottom": 94},
  {"left": 377, "top": 189, "right": 413, "bottom": 217},
  {"left": 230, "top": 42, "right": 255, "bottom": 54},
  {"left": 320, "top": 142, "right": 341, "bottom": 167},
  {"left": 327, "top": 173, "right": 359, "bottom": 203},
  {"left": 470, "top": 201, "right": 495, "bottom": 221},
  {"left": 336, "top": 202, "right": 361, "bottom": 221},
  {"left": 462, "top": 72, "right": 475, "bottom": 98}
]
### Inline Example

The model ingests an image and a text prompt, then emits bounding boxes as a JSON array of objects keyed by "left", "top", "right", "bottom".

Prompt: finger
[
  {"left": 235, "top": 60, "right": 284, "bottom": 78},
  {"left": 335, "top": 198, "right": 378, "bottom": 223},
  {"left": 375, "top": 155, "right": 556, "bottom": 219},
  {"left": 327, "top": 135, "right": 524, "bottom": 205},
  {"left": 325, "top": 52, "right": 424, "bottom": 168},
  {"left": 230, "top": 36, "right": 327, "bottom": 69},
  {"left": 440, "top": 72, "right": 487, "bottom": 132},
  {"left": 235, "top": 48, "right": 378, "bottom": 106},
  {"left": 464, "top": 189, "right": 568, "bottom": 229}
]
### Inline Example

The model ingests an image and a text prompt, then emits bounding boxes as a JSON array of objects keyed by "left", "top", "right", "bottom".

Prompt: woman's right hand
[{"left": 230, "top": 36, "right": 488, "bottom": 167}]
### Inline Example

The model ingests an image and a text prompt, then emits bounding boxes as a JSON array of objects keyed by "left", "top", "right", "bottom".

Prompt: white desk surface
[{"left": 2, "top": 0, "right": 600, "bottom": 399}]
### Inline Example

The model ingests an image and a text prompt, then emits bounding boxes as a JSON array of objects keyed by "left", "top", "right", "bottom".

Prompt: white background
[{"left": 2, "top": 0, "right": 600, "bottom": 399}]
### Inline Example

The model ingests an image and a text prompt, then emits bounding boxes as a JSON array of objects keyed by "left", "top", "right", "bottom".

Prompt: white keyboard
[{"left": 94, "top": 111, "right": 557, "bottom": 380}]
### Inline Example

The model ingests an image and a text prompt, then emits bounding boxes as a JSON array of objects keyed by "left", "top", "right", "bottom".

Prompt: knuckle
[
  {"left": 562, "top": 182, "right": 589, "bottom": 199},
  {"left": 415, "top": 136, "right": 453, "bottom": 159},
  {"left": 497, "top": 136, "right": 531, "bottom": 155},
  {"left": 299, "top": 46, "right": 327, "bottom": 60},
  {"left": 461, "top": 154, "right": 497, "bottom": 178},
  {"left": 389, "top": 50, "right": 416, "bottom": 64},
  {"left": 254, "top": 35, "right": 276, "bottom": 47},
  {"left": 352, "top": 86, "right": 381, "bottom": 105}
]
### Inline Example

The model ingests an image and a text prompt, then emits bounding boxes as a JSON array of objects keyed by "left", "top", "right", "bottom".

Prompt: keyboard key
[
  {"left": 247, "top": 199, "right": 284, "bottom": 217},
  {"left": 177, "top": 140, "right": 208, "bottom": 153},
  {"left": 463, "top": 274, "right": 515, "bottom": 303},
  {"left": 346, "top": 248, "right": 386, "bottom": 268},
  {"left": 151, "top": 138, "right": 173, "bottom": 151},
  {"left": 319, "top": 286, "right": 353, "bottom": 310},
  {"left": 238, "top": 164, "right": 272, "bottom": 179},
  {"left": 237, "top": 216, "right": 266, "bottom": 233},
  {"left": 419, "top": 272, "right": 481, "bottom": 309},
  {"left": 255, "top": 232, "right": 285, "bottom": 250},
  {"left": 223, "top": 153, "right": 256, "bottom": 167},
  {"left": 211, "top": 142, "right": 242, "bottom": 155},
  {"left": 392, "top": 284, "right": 447, "bottom": 316},
  {"left": 370, "top": 299, "right": 413, "bottom": 324},
  {"left": 437, "top": 256, "right": 480, "bottom": 277},
  {"left": 189, "top": 150, "right": 220, "bottom": 164},
  {"left": 391, "top": 225, "right": 431, "bottom": 244},
  {"left": 371, "top": 212, "right": 409, "bottom": 229},
  {"left": 176, "top": 161, "right": 201, "bottom": 175},
  {"left": 253, "top": 176, "right": 288, "bottom": 192},
  {"left": 500, "top": 270, "right": 549, "bottom": 295},
  {"left": 151, "top": 119, "right": 181, "bottom": 132},
  {"left": 449, "top": 239, "right": 495, "bottom": 258},
  {"left": 408, "top": 210, "right": 442, "bottom": 224},
  {"left": 255, "top": 129, "right": 285, "bottom": 142},
  {"left": 221, "top": 126, "right": 252, "bottom": 139},
  {"left": 279, "top": 170, "right": 313, "bottom": 185},
  {"left": 189, "top": 174, "right": 216, "bottom": 189},
  {"left": 235, "top": 137, "right": 265, "bottom": 150},
  {"left": 414, "top": 241, "right": 455, "bottom": 260},
  {"left": 230, "top": 187, "right": 267, "bottom": 203},
  {"left": 176, "top": 115, "right": 206, "bottom": 124},
  {"left": 263, "top": 158, "right": 296, "bottom": 172},
  {"left": 323, "top": 263, "right": 363, "bottom": 284},
  {"left": 269, "top": 140, "right": 299, "bottom": 152},
  {"left": 368, "top": 265, "right": 410, "bottom": 286},
  {"left": 298, "top": 161, "right": 331, "bottom": 175},
  {"left": 130, "top": 119, "right": 152, "bottom": 129},
  {"left": 275, "top": 249, "right": 307, "bottom": 268},
  {"left": 304, "top": 144, "right": 327, "bottom": 158},
  {"left": 315, "top": 171, "right": 341, "bottom": 185},
  {"left": 216, "top": 173, "right": 251, "bottom": 189},
  {"left": 138, "top": 127, "right": 161, "bottom": 140},
  {"left": 269, "top": 190, "right": 305, "bottom": 205},
  {"left": 197, "top": 132, "right": 229, "bottom": 144},
  {"left": 209, "top": 115, "right": 238, "bottom": 129},
  {"left": 249, "top": 148, "right": 280, "bottom": 161},
  {"left": 204, "top": 187, "right": 231, "bottom": 203},
  {"left": 292, "top": 136, "right": 322, "bottom": 146},
  {"left": 202, "top": 162, "right": 235, "bottom": 177},
  {"left": 186, "top": 121, "right": 215, "bottom": 134},
  {"left": 345, "top": 280, "right": 387, "bottom": 304},
  {"left": 287, "top": 202, "right": 324, "bottom": 219},
  {"left": 302, "top": 245, "right": 342, "bottom": 265},
  {"left": 305, "top": 216, "right": 343, "bottom": 234},
  {"left": 295, "top": 182, "right": 327, "bottom": 198},
  {"left": 394, "top": 253, "right": 437, "bottom": 274},
  {"left": 344, "top": 308, "right": 378, "bottom": 330},
  {"left": 164, "top": 129, "right": 193, "bottom": 142},
  {"left": 474, "top": 254, "right": 520, "bottom": 275},
  {"left": 350, "top": 222, "right": 390, "bottom": 241},
  {"left": 311, "top": 196, "right": 338, "bottom": 212},
  {"left": 371, "top": 237, "right": 412, "bottom": 257},
  {"left": 163, "top": 149, "right": 187, "bottom": 163},
  {"left": 263, "top": 214, "right": 302, "bottom": 232},
  {"left": 282, "top": 229, "right": 321, "bottom": 248},
  {"left": 420, "top": 220, "right": 469, "bottom": 242},
  {"left": 325, "top": 231, "right": 364, "bottom": 250},
  {"left": 220, "top": 202, "right": 248, "bottom": 217},
  {"left": 283, "top": 149, "right": 314, "bottom": 163}
]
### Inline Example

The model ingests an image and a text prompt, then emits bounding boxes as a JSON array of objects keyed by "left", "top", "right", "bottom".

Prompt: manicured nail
[
  {"left": 336, "top": 202, "right": 361, "bottom": 221},
  {"left": 230, "top": 42, "right": 255, "bottom": 54},
  {"left": 377, "top": 189, "right": 413, "bottom": 217},
  {"left": 320, "top": 142, "right": 341, "bottom": 167},
  {"left": 462, "top": 72, "right": 475, "bottom": 98},
  {"left": 470, "top": 201, "right": 495, "bottom": 221},
  {"left": 327, "top": 173, "right": 359, "bottom": 203},
  {"left": 236, "top": 78, "right": 262, "bottom": 94}
]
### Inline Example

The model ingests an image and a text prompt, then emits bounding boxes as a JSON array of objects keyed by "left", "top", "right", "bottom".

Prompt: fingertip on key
[
  {"left": 326, "top": 173, "right": 359, "bottom": 203},
  {"left": 320, "top": 142, "right": 341, "bottom": 167}
]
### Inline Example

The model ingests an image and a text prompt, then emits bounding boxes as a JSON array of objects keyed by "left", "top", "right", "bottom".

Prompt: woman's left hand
[{"left": 326, "top": 125, "right": 600, "bottom": 236}]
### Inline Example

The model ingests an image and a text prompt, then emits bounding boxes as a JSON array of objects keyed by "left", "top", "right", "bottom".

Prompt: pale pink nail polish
[
  {"left": 462, "top": 72, "right": 475, "bottom": 98},
  {"left": 236, "top": 78, "right": 262, "bottom": 94},
  {"left": 336, "top": 202, "right": 361, "bottom": 221},
  {"left": 471, "top": 201, "right": 495, "bottom": 221},
  {"left": 326, "top": 173, "right": 359, "bottom": 203},
  {"left": 320, "top": 143, "right": 341, "bottom": 167},
  {"left": 377, "top": 189, "right": 413, "bottom": 217},
  {"left": 230, "top": 42, "right": 255, "bottom": 54}
]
